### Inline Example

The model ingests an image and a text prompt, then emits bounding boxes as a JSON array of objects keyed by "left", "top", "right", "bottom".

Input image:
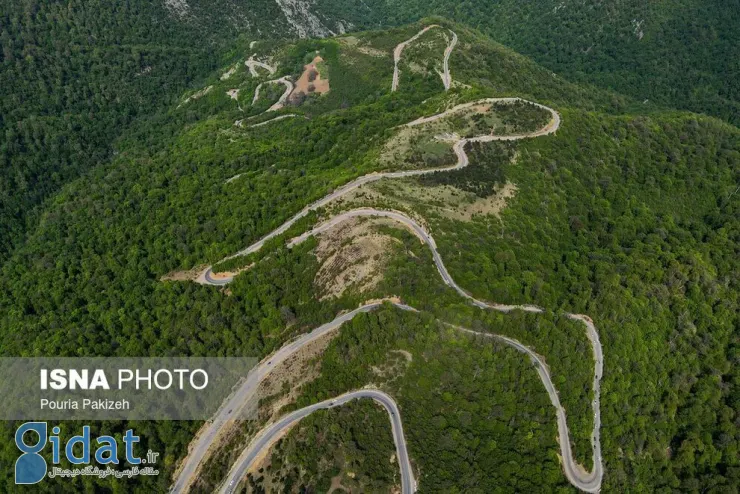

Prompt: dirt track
[{"left": 392, "top": 26, "right": 457, "bottom": 92}]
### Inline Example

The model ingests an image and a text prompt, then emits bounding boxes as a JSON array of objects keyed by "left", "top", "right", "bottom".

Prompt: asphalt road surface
[
  {"left": 288, "top": 208, "right": 543, "bottom": 313},
  {"left": 170, "top": 300, "right": 417, "bottom": 494},
  {"left": 440, "top": 30, "right": 458, "bottom": 90},
  {"left": 245, "top": 57, "right": 277, "bottom": 77},
  {"left": 218, "top": 390, "right": 415, "bottom": 494},
  {"left": 392, "top": 25, "right": 441, "bottom": 92},
  {"left": 186, "top": 207, "right": 606, "bottom": 492},
  {"left": 185, "top": 300, "right": 603, "bottom": 494},
  {"left": 392, "top": 26, "right": 456, "bottom": 92},
  {"left": 455, "top": 322, "right": 603, "bottom": 492},
  {"left": 251, "top": 76, "right": 293, "bottom": 111},
  {"left": 172, "top": 297, "right": 603, "bottom": 493}
]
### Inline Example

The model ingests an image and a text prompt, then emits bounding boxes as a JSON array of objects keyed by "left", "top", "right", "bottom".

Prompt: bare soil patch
[
  {"left": 258, "top": 331, "right": 332, "bottom": 420},
  {"left": 313, "top": 217, "right": 401, "bottom": 300},
  {"left": 290, "top": 55, "right": 330, "bottom": 103},
  {"left": 339, "top": 36, "right": 389, "bottom": 58},
  {"left": 451, "top": 181, "right": 517, "bottom": 221},
  {"left": 244, "top": 424, "right": 298, "bottom": 481},
  {"left": 160, "top": 265, "right": 207, "bottom": 282},
  {"left": 221, "top": 64, "right": 238, "bottom": 80},
  {"left": 177, "top": 85, "right": 212, "bottom": 108},
  {"left": 371, "top": 349, "right": 414, "bottom": 384},
  {"left": 357, "top": 45, "right": 389, "bottom": 58},
  {"left": 329, "top": 474, "right": 350, "bottom": 492}
]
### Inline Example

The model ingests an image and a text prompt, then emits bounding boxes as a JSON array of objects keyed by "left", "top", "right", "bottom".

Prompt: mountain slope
[
  {"left": 0, "top": 0, "right": 359, "bottom": 260},
  {"left": 0, "top": 19, "right": 737, "bottom": 493},
  {"left": 4, "top": 0, "right": 735, "bottom": 261},
  {"left": 331, "top": 0, "right": 740, "bottom": 124}
]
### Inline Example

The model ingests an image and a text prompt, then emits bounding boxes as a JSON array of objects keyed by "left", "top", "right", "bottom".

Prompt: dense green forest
[
  {"left": 246, "top": 400, "right": 397, "bottom": 493},
  {"left": 325, "top": 0, "right": 740, "bottom": 125},
  {"left": 0, "top": 15, "right": 737, "bottom": 493},
  {"left": 284, "top": 307, "right": 578, "bottom": 492},
  {"left": 0, "top": 0, "right": 354, "bottom": 260},
  {"left": 344, "top": 108, "right": 740, "bottom": 490},
  {"left": 0, "top": 0, "right": 216, "bottom": 258}
]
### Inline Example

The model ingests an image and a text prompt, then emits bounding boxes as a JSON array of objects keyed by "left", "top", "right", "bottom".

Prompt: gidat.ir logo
[{"left": 14, "top": 422, "right": 151, "bottom": 484}]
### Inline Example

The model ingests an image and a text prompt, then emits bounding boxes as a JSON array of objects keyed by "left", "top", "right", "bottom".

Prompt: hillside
[
  {"left": 0, "top": 18, "right": 737, "bottom": 493},
  {"left": 4, "top": 0, "right": 735, "bottom": 260},
  {"left": 337, "top": 0, "right": 740, "bottom": 125},
  {"left": 0, "top": 0, "right": 361, "bottom": 260}
]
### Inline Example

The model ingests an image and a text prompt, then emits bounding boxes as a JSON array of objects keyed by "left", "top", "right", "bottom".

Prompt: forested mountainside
[
  {"left": 339, "top": 0, "right": 740, "bottom": 125},
  {"left": 2, "top": 0, "right": 736, "bottom": 262},
  {"left": 0, "top": 0, "right": 359, "bottom": 259},
  {"left": 0, "top": 18, "right": 737, "bottom": 492}
]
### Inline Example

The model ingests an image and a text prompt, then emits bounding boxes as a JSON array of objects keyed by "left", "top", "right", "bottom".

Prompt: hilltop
[
  {"left": 3, "top": 0, "right": 736, "bottom": 261},
  {"left": 338, "top": 0, "right": 740, "bottom": 124}
]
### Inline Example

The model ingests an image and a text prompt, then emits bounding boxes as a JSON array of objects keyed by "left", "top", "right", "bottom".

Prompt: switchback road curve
[
  {"left": 287, "top": 208, "right": 542, "bottom": 313},
  {"left": 218, "top": 390, "right": 414, "bottom": 494},
  {"left": 170, "top": 301, "right": 418, "bottom": 494},
  {"left": 245, "top": 56, "right": 277, "bottom": 77},
  {"left": 174, "top": 296, "right": 601, "bottom": 493},
  {"left": 287, "top": 208, "right": 602, "bottom": 492},
  {"left": 196, "top": 97, "right": 560, "bottom": 285},
  {"left": 186, "top": 218, "right": 604, "bottom": 492},
  {"left": 251, "top": 75, "right": 293, "bottom": 112}
]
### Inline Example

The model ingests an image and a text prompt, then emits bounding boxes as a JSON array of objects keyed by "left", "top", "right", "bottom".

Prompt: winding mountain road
[
  {"left": 179, "top": 92, "right": 604, "bottom": 491},
  {"left": 171, "top": 300, "right": 417, "bottom": 494},
  {"left": 439, "top": 30, "right": 458, "bottom": 90},
  {"left": 196, "top": 97, "right": 559, "bottom": 285},
  {"left": 218, "top": 390, "right": 414, "bottom": 494},
  {"left": 251, "top": 76, "right": 294, "bottom": 112},
  {"left": 245, "top": 56, "right": 277, "bottom": 77},
  {"left": 174, "top": 294, "right": 602, "bottom": 493},
  {"left": 286, "top": 208, "right": 602, "bottom": 492},
  {"left": 455, "top": 320, "right": 603, "bottom": 492},
  {"left": 249, "top": 114, "right": 306, "bottom": 128},
  {"left": 288, "top": 208, "right": 542, "bottom": 313},
  {"left": 392, "top": 25, "right": 439, "bottom": 92}
]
